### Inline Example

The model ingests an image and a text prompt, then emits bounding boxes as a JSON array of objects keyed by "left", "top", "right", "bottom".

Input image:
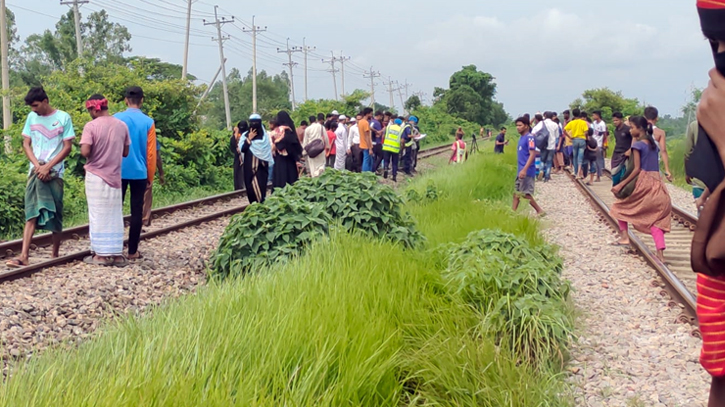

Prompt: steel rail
[{"left": 567, "top": 171, "right": 699, "bottom": 328}]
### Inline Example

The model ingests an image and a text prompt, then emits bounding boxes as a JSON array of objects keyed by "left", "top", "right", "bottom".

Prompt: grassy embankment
[{"left": 0, "top": 145, "right": 573, "bottom": 406}]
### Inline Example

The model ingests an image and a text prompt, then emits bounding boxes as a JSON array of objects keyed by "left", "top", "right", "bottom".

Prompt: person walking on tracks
[
  {"left": 6, "top": 87, "right": 75, "bottom": 269},
  {"left": 241, "top": 114, "right": 273, "bottom": 203},
  {"left": 512, "top": 116, "right": 545, "bottom": 216},
  {"left": 609, "top": 116, "right": 671, "bottom": 263},
  {"left": 271, "top": 110, "right": 303, "bottom": 189},
  {"left": 116, "top": 86, "right": 156, "bottom": 261},
  {"left": 80, "top": 94, "right": 130, "bottom": 267},
  {"left": 230, "top": 120, "right": 248, "bottom": 191},
  {"left": 382, "top": 118, "right": 404, "bottom": 182},
  {"left": 691, "top": 5, "right": 725, "bottom": 405}
]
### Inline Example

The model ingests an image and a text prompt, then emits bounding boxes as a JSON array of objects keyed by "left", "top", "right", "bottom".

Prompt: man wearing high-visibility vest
[{"left": 382, "top": 118, "right": 404, "bottom": 182}]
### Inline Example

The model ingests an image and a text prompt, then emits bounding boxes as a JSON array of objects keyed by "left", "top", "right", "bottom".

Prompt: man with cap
[
  {"left": 693, "top": 3, "right": 725, "bottom": 406},
  {"left": 334, "top": 115, "right": 348, "bottom": 170},
  {"left": 116, "top": 86, "right": 156, "bottom": 260},
  {"left": 408, "top": 116, "right": 421, "bottom": 171},
  {"left": 382, "top": 117, "right": 404, "bottom": 182}
]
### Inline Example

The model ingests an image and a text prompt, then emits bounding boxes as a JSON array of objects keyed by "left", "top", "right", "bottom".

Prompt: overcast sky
[{"left": 9, "top": 0, "right": 713, "bottom": 117}]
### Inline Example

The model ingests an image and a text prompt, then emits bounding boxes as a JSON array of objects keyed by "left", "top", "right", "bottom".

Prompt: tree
[
  {"left": 433, "top": 65, "right": 508, "bottom": 126},
  {"left": 569, "top": 88, "right": 643, "bottom": 121},
  {"left": 18, "top": 9, "right": 131, "bottom": 85},
  {"left": 404, "top": 95, "right": 421, "bottom": 112},
  {"left": 201, "top": 68, "right": 291, "bottom": 129}
]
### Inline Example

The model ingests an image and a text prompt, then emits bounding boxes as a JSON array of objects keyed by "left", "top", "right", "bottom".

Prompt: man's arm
[
  {"left": 80, "top": 144, "right": 92, "bottom": 158},
  {"left": 520, "top": 150, "right": 536, "bottom": 179},
  {"left": 656, "top": 128, "right": 672, "bottom": 180},
  {"left": 21, "top": 137, "right": 41, "bottom": 169}
]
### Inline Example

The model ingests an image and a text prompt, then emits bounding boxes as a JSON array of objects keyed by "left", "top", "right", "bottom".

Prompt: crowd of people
[
  {"left": 6, "top": 85, "right": 162, "bottom": 270},
  {"left": 229, "top": 108, "right": 425, "bottom": 189}
]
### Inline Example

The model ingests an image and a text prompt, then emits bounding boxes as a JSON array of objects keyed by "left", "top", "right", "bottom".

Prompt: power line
[
  {"left": 203, "top": 5, "right": 233, "bottom": 130},
  {"left": 363, "top": 67, "right": 381, "bottom": 108}
]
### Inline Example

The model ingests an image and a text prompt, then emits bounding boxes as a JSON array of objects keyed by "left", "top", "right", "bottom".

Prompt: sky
[{"left": 8, "top": 0, "right": 714, "bottom": 117}]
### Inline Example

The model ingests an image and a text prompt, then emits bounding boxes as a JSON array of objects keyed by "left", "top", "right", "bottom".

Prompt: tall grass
[
  {"left": 0, "top": 233, "right": 567, "bottom": 406},
  {"left": 408, "top": 146, "right": 542, "bottom": 247}
]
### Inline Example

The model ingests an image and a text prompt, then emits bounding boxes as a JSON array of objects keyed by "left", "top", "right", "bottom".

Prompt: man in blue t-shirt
[
  {"left": 513, "top": 116, "right": 544, "bottom": 216},
  {"left": 115, "top": 86, "right": 157, "bottom": 259},
  {"left": 494, "top": 127, "right": 508, "bottom": 153},
  {"left": 370, "top": 111, "right": 384, "bottom": 172}
]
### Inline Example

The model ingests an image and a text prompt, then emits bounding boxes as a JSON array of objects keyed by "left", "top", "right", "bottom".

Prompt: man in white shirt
[
  {"left": 334, "top": 115, "right": 348, "bottom": 170},
  {"left": 591, "top": 110, "right": 608, "bottom": 181},
  {"left": 346, "top": 116, "right": 361, "bottom": 171},
  {"left": 541, "top": 111, "right": 561, "bottom": 181}
]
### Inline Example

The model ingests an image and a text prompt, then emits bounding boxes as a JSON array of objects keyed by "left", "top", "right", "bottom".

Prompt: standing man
[
  {"left": 494, "top": 127, "right": 508, "bottom": 153},
  {"left": 512, "top": 116, "right": 544, "bottom": 216},
  {"left": 564, "top": 108, "right": 589, "bottom": 178},
  {"left": 358, "top": 107, "right": 374, "bottom": 172},
  {"left": 346, "top": 115, "right": 361, "bottom": 171},
  {"left": 382, "top": 117, "right": 404, "bottom": 182},
  {"left": 334, "top": 115, "right": 348, "bottom": 170},
  {"left": 610, "top": 112, "right": 632, "bottom": 169},
  {"left": 80, "top": 94, "right": 130, "bottom": 267},
  {"left": 408, "top": 116, "right": 421, "bottom": 171},
  {"left": 297, "top": 120, "right": 308, "bottom": 144},
  {"left": 371, "top": 111, "right": 385, "bottom": 173},
  {"left": 6, "top": 87, "right": 74, "bottom": 268},
  {"left": 142, "top": 139, "right": 164, "bottom": 227},
  {"left": 401, "top": 117, "right": 414, "bottom": 175},
  {"left": 541, "top": 111, "right": 560, "bottom": 182},
  {"left": 116, "top": 86, "right": 156, "bottom": 260},
  {"left": 644, "top": 106, "right": 673, "bottom": 181},
  {"left": 591, "top": 110, "right": 608, "bottom": 180}
]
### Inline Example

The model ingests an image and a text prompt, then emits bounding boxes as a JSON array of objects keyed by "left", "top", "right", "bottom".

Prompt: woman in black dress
[
  {"left": 229, "top": 120, "right": 249, "bottom": 190},
  {"left": 240, "top": 114, "right": 274, "bottom": 203},
  {"left": 271, "top": 110, "right": 303, "bottom": 189}
]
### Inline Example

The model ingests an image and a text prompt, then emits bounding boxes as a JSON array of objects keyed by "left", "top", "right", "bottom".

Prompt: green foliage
[
  {"left": 17, "top": 9, "right": 131, "bottom": 85},
  {"left": 442, "top": 229, "right": 572, "bottom": 365},
  {"left": 0, "top": 158, "right": 27, "bottom": 237},
  {"left": 289, "top": 89, "right": 370, "bottom": 125},
  {"left": 404, "top": 95, "right": 421, "bottom": 112},
  {"left": 435, "top": 65, "right": 510, "bottom": 127},
  {"left": 0, "top": 233, "right": 571, "bottom": 406},
  {"left": 569, "top": 88, "right": 643, "bottom": 122},
  {"left": 409, "top": 103, "right": 480, "bottom": 146},
  {"left": 201, "top": 68, "right": 291, "bottom": 128},
  {"left": 212, "top": 171, "right": 424, "bottom": 279}
]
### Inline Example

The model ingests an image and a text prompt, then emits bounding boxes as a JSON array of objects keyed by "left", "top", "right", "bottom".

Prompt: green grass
[{"left": 0, "top": 145, "right": 573, "bottom": 406}]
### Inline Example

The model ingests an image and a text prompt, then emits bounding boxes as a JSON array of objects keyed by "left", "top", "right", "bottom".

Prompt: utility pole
[
  {"left": 301, "top": 37, "right": 315, "bottom": 102},
  {"left": 397, "top": 81, "right": 406, "bottom": 114},
  {"left": 203, "top": 6, "right": 234, "bottom": 130},
  {"left": 181, "top": 0, "right": 192, "bottom": 79},
  {"left": 1, "top": 0, "right": 10, "bottom": 154},
  {"left": 322, "top": 52, "right": 339, "bottom": 101},
  {"left": 337, "top": 51, "right": 351, "bottom": 98},
  {"left": 384, "top": 77, "right": 400, "bottom": 111},
  {"left": 401, "top": 80, "right": 412, "bottom": 101},
  {"left": 277, "top": 38, "right": 301, "bottom": 110},
  {"left": 193, "top": 58, "right": 226, "bottom": 116},
  {"left": 242, "top": 16, "right": 267, "bottom": 113},
  {"left": 363, "top": 67, "right": 380, "bottom": 108},
  {"left": 60, "top": 0, "right": 88, "bottom": 58}
]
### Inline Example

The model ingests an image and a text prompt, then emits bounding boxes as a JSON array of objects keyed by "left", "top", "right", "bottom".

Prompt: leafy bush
[
  {"left": 213, "top": 195, "right": 330, "bottom": 279},
  {"left": 0, "top": 159, "right": 27, "bottom": 238},
  {"left": 443, "top": 229, "right": 572, "bottom": 365},
  {"left": 281, "top": 171, "right": 424, "bottom": 248},
  {"left": 212, "top": 171, "right": 424, "bottom": 279}
]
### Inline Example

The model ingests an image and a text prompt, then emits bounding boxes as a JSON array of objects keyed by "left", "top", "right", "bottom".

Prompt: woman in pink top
[{"left": 326, "top": 121, "right": 337, "bottom": 168}]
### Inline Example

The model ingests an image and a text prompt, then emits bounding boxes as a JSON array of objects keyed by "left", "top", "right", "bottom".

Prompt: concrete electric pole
[
  {"left": 277, "top": 38, "right": 301, "bottom": 110},
  {"left": 203, "top": 6, "right": 234, "bottom": 129}
]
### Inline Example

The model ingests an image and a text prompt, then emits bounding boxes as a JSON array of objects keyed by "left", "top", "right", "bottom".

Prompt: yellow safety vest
[{"left": 383, "top": 124, "right": 403, "bottom": 153}]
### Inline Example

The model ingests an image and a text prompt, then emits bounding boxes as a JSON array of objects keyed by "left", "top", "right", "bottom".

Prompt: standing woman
[
  {"left": 609, "top": 116, "right": 671, "bottom": 262},
  {"left": 271, "top": 110, "right": 303, "bottom": 189},
  {"left": 230, "top": 120, "right": 248, "bottom": 190},
  {"left": 450, "top": 131, "right": 467, "bottom": 164},
  {"left": 240, "top": 114, "right": 273, "bottom": 203}
]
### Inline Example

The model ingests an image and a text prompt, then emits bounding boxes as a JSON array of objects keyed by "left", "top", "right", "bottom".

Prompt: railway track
[
  {"left": 0, "top": 144, "right": 452, "bottom": 282},
  {"left": 567, "top": 170, "right": 700, "bottom": 334}
]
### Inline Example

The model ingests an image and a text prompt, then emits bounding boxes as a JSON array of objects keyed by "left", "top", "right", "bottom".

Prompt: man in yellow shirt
[{"left": 564, "top": 108, "right": 589, "bottom": 178}]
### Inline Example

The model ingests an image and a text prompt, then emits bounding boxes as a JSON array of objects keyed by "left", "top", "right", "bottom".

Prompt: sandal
[
  {"left": 83, "top": 256, "right": 113, "bottom": 266},
  {"left": 5, "top": 258, "right": 28, "bottom": 269},
  {"left": 113, "top": 256, "right": 129, "bottom": 268},
  {"left": 127, "top": 252, "right": 143, "bottom": 261}
]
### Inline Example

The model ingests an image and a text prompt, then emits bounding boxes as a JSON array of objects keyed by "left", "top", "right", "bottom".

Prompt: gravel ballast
[{"left": 534, "top": 173, "right": 710, "bottom": 406}]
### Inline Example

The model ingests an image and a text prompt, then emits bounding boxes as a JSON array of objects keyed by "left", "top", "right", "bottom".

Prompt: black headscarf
[
  {"left": 248, "top": 118, "right": 264, "bottom": 141},
  {"left": 237, "top": 120, "right": 249, "bottom": 134},
  {"left": 699, "top": 0, "right": 725, "bottom": 73},
  {"left": 276, "top": 110, "right": 297, "bottom": 134}
]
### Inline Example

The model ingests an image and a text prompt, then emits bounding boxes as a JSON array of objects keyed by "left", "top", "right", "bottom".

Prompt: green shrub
[
  {"left": 212, "top": 195, "right": 331, "bottom": 279},
  {"left": 212, "top": 171, "right": 424, "bottom": 279},
  {"left": 442, "top": 229, "right": 572, "bottom": 365},
  {"left": 0, "top": 159, "right": 27, "bottom": 238}
]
